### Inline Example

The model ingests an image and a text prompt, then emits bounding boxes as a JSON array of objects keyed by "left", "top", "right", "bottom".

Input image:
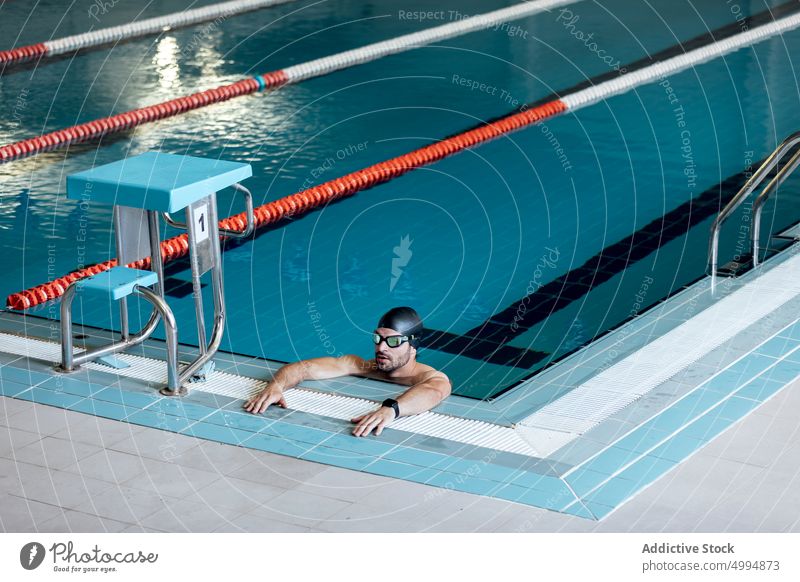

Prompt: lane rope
[
  {"left": 7, "top": 9, "right": 800, "bottom": 309},
  {"left": 5, "top": 99, "right": 567, "bottom": 309},
  {"left": 0, "top": 0, "right": 298, "bottom": 67},
  {"left": 0, "top": 0, "right": 578, "bottom": 162},
  {"left": 561, "top": 11, "right": 800, "bottom": 110}
]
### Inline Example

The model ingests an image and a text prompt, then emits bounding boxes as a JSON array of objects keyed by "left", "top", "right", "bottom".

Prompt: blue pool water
[{"left": 1, "top": 0, "right": 800, "bottom": 400}]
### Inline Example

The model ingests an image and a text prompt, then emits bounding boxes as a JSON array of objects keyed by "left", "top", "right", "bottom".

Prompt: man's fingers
[
  {"left": 353, "top": 416, "right": 371, "bottom": 436},
  {"left": 246, "top": 392, "right": 284, "bottom": 414},
  {"left": 355, "top": 415, "right": 380, "bottom": 437},
  {"left": 261, "top": 393, "right": 281, "bottom": 413},
  {"left": 352, "top": 408, "right": 393, "bottom": 436}
]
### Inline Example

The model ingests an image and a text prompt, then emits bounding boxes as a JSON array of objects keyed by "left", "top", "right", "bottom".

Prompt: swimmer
[{"left": 244, "top": 306, "right": 451, "bottom": 437}]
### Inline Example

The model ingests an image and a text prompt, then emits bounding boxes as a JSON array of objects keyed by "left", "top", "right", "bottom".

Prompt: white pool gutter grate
[{"left": 0, "top": 332, "right": 536, "bottom": 456}]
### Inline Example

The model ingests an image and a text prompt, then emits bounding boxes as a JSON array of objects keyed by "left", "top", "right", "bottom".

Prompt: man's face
[{"left": 373, "top": 327, "right": 413, "bottom": 372}]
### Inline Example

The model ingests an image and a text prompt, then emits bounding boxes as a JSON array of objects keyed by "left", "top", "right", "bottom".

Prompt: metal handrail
[
  {"left": 162, "top": 182, "right": 255, "bottom": 239},
  {"left": 708, "top": 131, "right": 800, "bottom": 292},
  {"left": 752, "top": 148, "right": 800, "bottom": 266}
]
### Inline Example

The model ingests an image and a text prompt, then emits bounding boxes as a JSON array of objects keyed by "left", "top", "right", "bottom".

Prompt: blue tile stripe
[
  {"left": 38, "top": 375, "right": 107, "bottom": 398},
  {"left": 181, "top": 422, "right": 253, "bottom": 446},
  {"left": 126, "top": 408, "right": 195, "bottom": 433},
  {"left": 93, "top": 386, "right": 162, "bottom": 409},
  {"left": 361, "top": 459, "right": 440, "bottom": 483},
  {"left": 0, "top": 378, "right": 34, "bottom": 397},
  {"left": 564, "top": 319, "right": 800, "bottom": 512},
  {"left": 67, "top": 397, "right": 140, "bottom": 421},
  {"left": 15, "top": 386, "right": 85, "bottom": 409},
  {"left": 0, "top": 365, "right": 52, "bottom": 387}
]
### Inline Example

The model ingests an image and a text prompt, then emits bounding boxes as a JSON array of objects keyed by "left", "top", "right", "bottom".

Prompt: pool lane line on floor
[
  {"left": 0, "top": 0, "right": 300, "bottom": 68},
  {"left": 425, "top": 156, "right": 780, "bottom": 389},
  {"left": 0, "top": 0, "right": 580, "bottom": 162},
  {"left": 436, "top": 153, "right": 797, "bottom": 397},
  {"left": 9, "top": 5, "right": 800, "bottom": 309}
]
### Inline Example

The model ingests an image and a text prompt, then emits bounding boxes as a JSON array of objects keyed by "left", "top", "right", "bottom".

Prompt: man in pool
[{"left": 244, "top": 306, "right": 451, "bottom": 437}]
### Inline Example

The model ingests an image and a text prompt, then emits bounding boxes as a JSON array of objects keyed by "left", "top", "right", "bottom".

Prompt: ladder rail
[
  {"left": 751, "top": 147, "right": 800, "bottom": 266},
  {"left": 708, "top": 130, "right": 800, "bottom": 291}
]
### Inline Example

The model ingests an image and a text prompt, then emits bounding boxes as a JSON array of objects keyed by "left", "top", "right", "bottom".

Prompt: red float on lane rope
[
  {"left": 0, "top": 75, "right": 283, "bottom": 163},
  {"left": 0, "top": 43, "right": 48, "bottom": 66}
]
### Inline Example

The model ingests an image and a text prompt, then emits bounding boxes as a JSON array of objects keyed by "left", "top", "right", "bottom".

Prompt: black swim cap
[{"left": 376, "top": 306, "right": 424, "bottom": 348}]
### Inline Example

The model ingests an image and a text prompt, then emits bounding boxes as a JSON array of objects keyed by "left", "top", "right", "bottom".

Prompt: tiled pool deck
[
  {"left": 2, "top": 369, "right": 799, "bottom": 533},
  {"left": 2, "top": 288, "right": 800, "bottom": 525},
  {"left": 0, "top": 330, "right": 586, "bottom": 518},
  {"left": 2, "top": 245, "right": 800, "bottom": 526},
  {"left": 557, "top": 317, "right": 800, "bottom": 519}
]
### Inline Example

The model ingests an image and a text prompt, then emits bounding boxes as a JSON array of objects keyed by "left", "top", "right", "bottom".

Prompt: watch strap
[{"left": 381, "top": 398, "right": 400, "bottom": 419}]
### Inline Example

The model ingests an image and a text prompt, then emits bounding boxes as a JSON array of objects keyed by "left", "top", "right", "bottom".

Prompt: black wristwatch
[{"left": 381, "top": 398, "right": 400, "bottom": 419}]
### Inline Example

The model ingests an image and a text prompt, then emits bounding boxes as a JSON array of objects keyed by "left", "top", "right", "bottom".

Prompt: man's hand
[
  {"left": 351, "top": 407, "right": 395, "bottom": 437},
  {"left": 244, "top": 384, "right": 287, "bottom": 414},
  {"left": 243, "top": 355, "right": 369, "bottom": 415}
]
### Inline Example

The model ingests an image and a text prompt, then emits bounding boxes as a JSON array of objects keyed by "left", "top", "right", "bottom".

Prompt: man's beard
[{"left": 377, "top": 350, "right": 410, "bottom": 372}]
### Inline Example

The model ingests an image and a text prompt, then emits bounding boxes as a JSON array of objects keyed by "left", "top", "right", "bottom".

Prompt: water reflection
[{"left": 153, "top": 36, "right": 181, "bottom": 91}]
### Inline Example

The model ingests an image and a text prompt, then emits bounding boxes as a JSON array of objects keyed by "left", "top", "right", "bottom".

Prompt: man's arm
[
  {"left": 351, "top": 372, "right": 451, "bottom": 437},
  {"left": 244, "top": 355, "right": 369, "bottom": 414}
]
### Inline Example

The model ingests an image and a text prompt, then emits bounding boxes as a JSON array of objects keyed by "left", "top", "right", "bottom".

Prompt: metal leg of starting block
[
  {"left": 113, "top": 208, "right": 131, "bottom": 341},
  {"left": 147, "top": 210, "right": 166, "bottom": 297},
  {"left": 158, "top": 185, "right": 254, "bottom": 396},
  {"left": 173, "top": 193, "right": 225, "bottom": 389},
  {"left": 135, "top": 285, "right": 181, "bottom": 394}
]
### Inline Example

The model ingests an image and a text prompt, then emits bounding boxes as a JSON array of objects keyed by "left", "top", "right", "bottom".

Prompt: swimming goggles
[{"left": 372, "top": 333, "right": 413, "bottom": 348}]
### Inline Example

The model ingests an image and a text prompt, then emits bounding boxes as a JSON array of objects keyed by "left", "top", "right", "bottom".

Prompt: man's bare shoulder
[{"left": 413, "top": 362, "right": 450, "bottom": 385}]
